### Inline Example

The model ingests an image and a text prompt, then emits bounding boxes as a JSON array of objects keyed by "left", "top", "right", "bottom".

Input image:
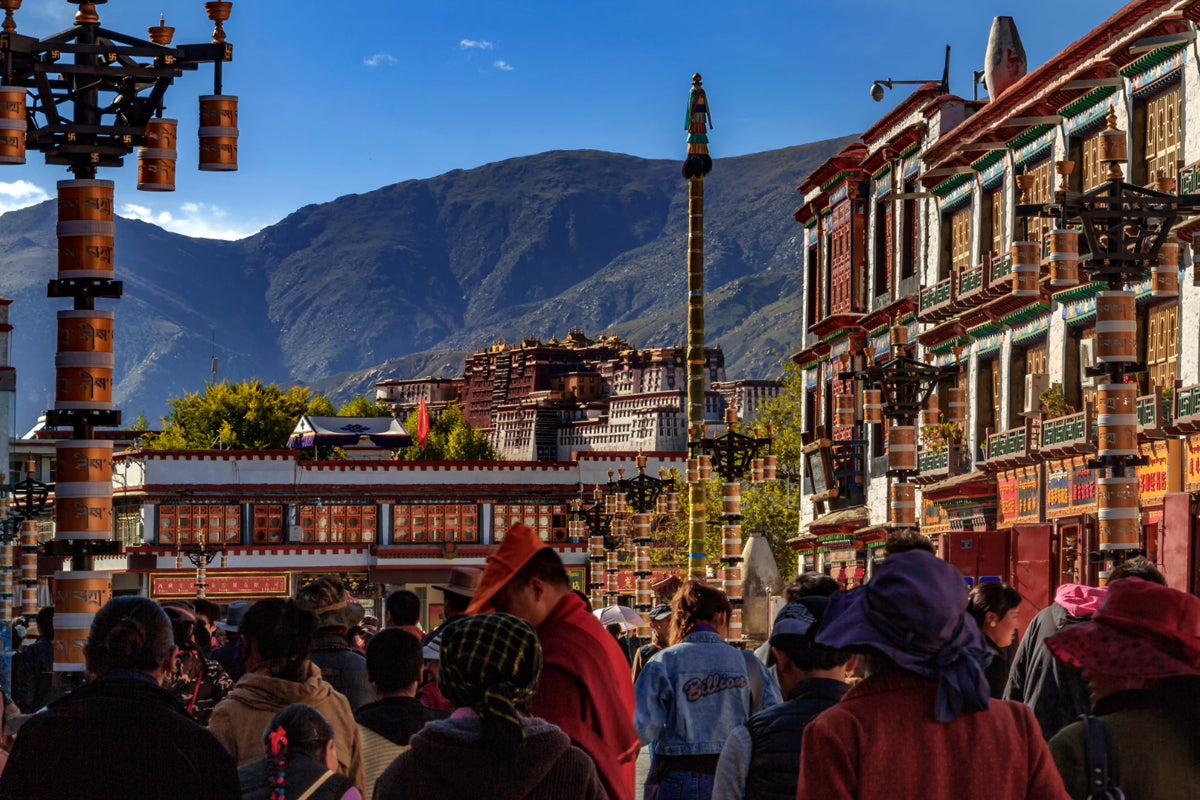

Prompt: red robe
[{"left": 529, "top": 592, "right": 638, "bottom": 800}]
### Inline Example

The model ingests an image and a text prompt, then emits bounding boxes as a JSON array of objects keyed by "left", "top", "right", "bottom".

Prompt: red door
[
  {"left": 1011, "top": 524, "right": 1053, "bottom": 633},
  {"left": 1162, "top": 493, "right": 1196, "bottom": 593}
]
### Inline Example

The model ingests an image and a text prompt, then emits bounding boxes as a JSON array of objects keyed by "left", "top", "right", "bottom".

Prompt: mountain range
[{"left": 2, "top": 135, "right": 854, "bottom": 429}]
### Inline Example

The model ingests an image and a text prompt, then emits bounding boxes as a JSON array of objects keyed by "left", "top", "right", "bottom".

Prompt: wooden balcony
[
  {"left": 918, "top": 276, "right": 954, "bottom": 322},
  {"left": 915, "top": 442, "right": 971, "bottom": 485},
  {"left": 983, "top": 418, "right": 1037, "bottom": 470},
  {"left": 1173, "top": 382, "right": 1200, "bottom": 433},
  {"left": 1036, "top": 405, "right": 1095, "bottom": 459}
]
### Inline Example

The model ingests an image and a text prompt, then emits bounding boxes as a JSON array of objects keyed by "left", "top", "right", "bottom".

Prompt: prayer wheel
[
  {"left": 1011, "top": 241, "right": 1040, "bottom": 297},
  {"left": 57, "top": 310, "right": 114, "bottom": 354},
  {"left": 1095, "top": 291, "right": 1136, "bottom": 363},
  {"left": 750, "top": 458, "right": 765, "bottom": 483},
  {"left": 722, "top": 483, "right": 741, "bottom": 517},
  {"left": 1048, "top": 229, "right": 1079, "bottom": 287},
  {"left": 1097, "top": 476, "right": 1139, "bottom": 550},
  {"left": 54, "top": 611, "right": 93, "bottom": 672},
  {"left": 56, "top": 439, "right": 113, "bottom": 484},
  {"left": 590, "top": 595, "right": 605, "bottom": 611},
  {"left": 890, "top": 325, "right": 908, "bottom": 348},
  {"left": 889, "top": 482, "right": 916, "bottom": 527},
  {"left": 54, "top": 351, "right": 114, "bottom": 410},
  {"left": 863, "top": 389, "right": 884, "bottom": 423},
  {"left": 0, "top": 86, "right": 26, "bottom": 165},
  {"left": 632, "top": 513, "right": 651, "bottom": 543},
  {"left": 727, "top": 608, "right": 742, "bottom": 641},
  {"left": 763, "top": 455, "right": 777, "bottom": 481},
  {"left": 698, "top": 455, "right": 713, "bottom": 481},
  {"left": 138, "top": 117, "right": 178, "bottom": 191},
  {"left": 920, "top": 394, "right": 940, "bottom": 427},
  {"left": 722, "top": 565, "right": 742, "bottom": 601},
  {"left": 605, "top": 493, "right": 618, "bottom": 516},
  {"left": 606, "top": 551, "right": 619, "bottom": 573},
  {"left": 589, "top": 535, "right": 605, "bottom": 560},
  {"left": 1097, "top": 116, "right": 1127, "bottom": 165},
  {"left": 0, "top": 540, "right": 12, "bottom": 601},
  {"left": 667, "top": 492, "right": 679, "bottom": 514},
  {"left": 947, "top": 387, "right": 967, "bottom": 425},
  {"left": 636, "top": 578, "right": 652, "bottom": 611},
  {"left": 20, "top": 522, "right": 38, "bottom": 615},
  {"left": 198, "top": 95, "right": 238, "bottom": 171},
  {"left": 589, "top": 561, "right": 605, "bottom": 588},
  {"left": 57, "top": 179, "right": 114, "bottom": 280},
  {"left": 1097, "top": 384, "right": 1137, "bottom": 458},
  {"left": 722, "top": 523, "right": 742, "bottom": 561},
  {"left": 636, "top": 546, "right": 650, "bottom": 573},
  {"left": 656, "top": 494, "right": 669, "bottom": 514},
  {"left": 1152, "top": 242, "right": 1180, "bottom": 299},
  {"left": 606, "top": 570, "right": 619, "bottom": 595},
  {"left": 835, "top": 393, "right": 856, "bottom": 427},
  {"left": 54, "top": 481, "right": 113, "bottom": 541},
  {"left": 52, "top": 570, "right": 111, "bottom": 615},
  {"left": 888, "top": 425, "right": 916, "bottom": 472},
  {"left": 686, "top": 458, "right": 700, "bottom": 483}
]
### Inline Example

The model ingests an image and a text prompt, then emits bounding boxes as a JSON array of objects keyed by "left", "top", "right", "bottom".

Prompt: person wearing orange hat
[{"left": 467, "top": 524, "right": 638, "bottom": 800}]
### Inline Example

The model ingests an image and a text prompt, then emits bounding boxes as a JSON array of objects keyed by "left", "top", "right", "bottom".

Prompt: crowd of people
[{"left": 0, "top": 523, "right": 1194, "bottom": 800}]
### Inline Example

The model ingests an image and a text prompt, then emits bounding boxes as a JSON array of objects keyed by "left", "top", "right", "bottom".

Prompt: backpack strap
[
  {"left": 741, "top": 649, "right": 763, "bottom": 713},
  {"left": 1082, "top": 714, "right": 1123, "bottom": 800}
]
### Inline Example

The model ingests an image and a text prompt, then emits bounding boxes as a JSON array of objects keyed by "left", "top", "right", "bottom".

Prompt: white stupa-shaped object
[
  {"left": 984, "top": 16, "right": 1027, "bottom": 101},
  {"left": 740, "top": 529, "right": 784, "bottom": 642}
]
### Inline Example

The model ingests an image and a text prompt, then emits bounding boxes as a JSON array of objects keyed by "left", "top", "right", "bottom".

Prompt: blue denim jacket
[{"left": 634, "top": 630, "right": 782, "bottom": 756}]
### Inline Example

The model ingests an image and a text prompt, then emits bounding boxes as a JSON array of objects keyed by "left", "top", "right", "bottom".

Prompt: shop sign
[
  {"left": 997, "top": 470, "right": 1019, "bottom": 528},
  {"left": 566, "top": 567, "right": 586, "bottom": 594},
  {"left": 613, "top": 569, "right": 677, "bottom": 593},
  {"left": 298, "top": 571, "right": 372, "bottom": 596},
  {"left": 921, "top": 498, "right": 950, "bottom": 536},
  {"left": 1071, "top": 460, "right": 1097, "bottom": 514},
  {"left": 1016, "top": 467, "right": 1042, "bottom": 524},
  {"left": 150, "top": 571, "right": 291, "bottom": 600},
  {"left": 1137, "top": 439, "right": 1181, "bottom": 507},
  {"left": 1185, "top": 434, "right": 1200, "bottom": 492},
  {"left": 1045, "top": 461, "right": 1072, "bottom": 520}
]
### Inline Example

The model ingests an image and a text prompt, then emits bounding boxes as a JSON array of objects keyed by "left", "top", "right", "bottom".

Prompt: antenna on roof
[{"left": 210, "top": 329, "right": 218, "bottom": 385}]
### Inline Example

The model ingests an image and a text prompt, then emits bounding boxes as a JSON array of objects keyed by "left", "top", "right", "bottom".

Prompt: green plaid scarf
[{"left": 438, "top": 612, "right": 543, "bottom": 750}]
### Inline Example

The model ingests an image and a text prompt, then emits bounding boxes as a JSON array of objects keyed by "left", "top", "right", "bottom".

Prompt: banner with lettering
[
  {"left": 1186, "top": 434, "right": 1200, "bottom": 492},
  {"left": 150, "top": 571, "right": 291, "bottom": 600},
  {"left": 1016, "top": 466, "right": 1042, "bottom": 524},
  {"left": 921, "top": 498, "right": 951, "bottom": 536},
  {"left": 997, "top": 470, "right": 1019, "bottom": 528},
  {"left": 1137, "top": 439, "right": 1181, "bottom": 508}
]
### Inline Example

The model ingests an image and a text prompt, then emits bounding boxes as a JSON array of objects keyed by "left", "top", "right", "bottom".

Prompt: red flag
[{"left": 417, "top": 396, "right": 430, "bottom": 449}]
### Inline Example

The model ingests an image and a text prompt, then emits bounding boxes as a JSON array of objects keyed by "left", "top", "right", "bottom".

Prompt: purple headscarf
[{"left": 816, "top": 550, "right": 991, "bottom": 722}]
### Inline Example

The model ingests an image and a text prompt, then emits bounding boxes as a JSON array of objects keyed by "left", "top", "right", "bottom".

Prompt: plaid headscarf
[{"left": 438, "top": 613, "right": 543, "bottom": 751}]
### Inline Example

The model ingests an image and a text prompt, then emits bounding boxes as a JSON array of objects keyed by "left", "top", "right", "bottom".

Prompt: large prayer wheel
[
  {"left": 1095, "top": 291, "right": 1136, "bottom": 363},
  {"left": 57, "top": 179, "right": 114, "bottom": 280},
  {"left": 57, "top": 310, "right": 114, "bottom": 354},
  {"left": 53, "top": 613, "right": 92, "bottom": 672},
  {"left": 1152, "top": 242, "right": 1180, "bottom": 299},
  {"left": 722, "top": 483, "right": 741, "bottom": 516},
  {"left": 1097, "top": 383, "right": 1137, "bottom": 457},
  {"left": 0, "top": 85, "right": 26, "bottom": 165},
  {"left": 1011, "top": 241, "right": 1040, "bottom": 297},
  {"left": 835, "top": 393, "right": 856, "bottom": 427},
  {"left": 51, "top": 570, "right": 111, "bottom": 615},
  {"left": 863, "top": 389, "right": 884, "bottom": 424},
  {"left": 889, "top": 482, "right": 916, "bottom": 527},
  {"left": 54, "top": 351, "right": 114, "bottom": 410},
  {"left": 1097, "top": 476, "right": 1139, "bottom": 550},
  {"left": 722, "top": 524, "right": 742, "bottom": 560},
  {"left": 54, "top": 481, "right": 113, "bottom": 541},
  {"left": 1048, "top": 229, "right": 1079, "bottom": 287},
  {"left": 198, "top": 95, "right": 238, "bottom": 171},
  {"left": 888, "top": 425, "right": 916, "bottom": 472},
  {"left": 137, "top": 118, "right": 178, "bottom": 191}
]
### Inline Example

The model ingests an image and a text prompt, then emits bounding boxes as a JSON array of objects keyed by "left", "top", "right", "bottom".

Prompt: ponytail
[{"left": 669, "top": 580, "right": 731, "bottom": 645}]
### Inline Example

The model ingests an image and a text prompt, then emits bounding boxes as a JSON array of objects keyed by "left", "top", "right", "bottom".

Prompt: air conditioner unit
[
  {"left": 287, "top": 524, "right": 304, "bottom": 543},
  {"left": 1024, "top": 373, "right": 1050, "bottom": 416},
  {"left": 1080, "top": 338, "right": 1098, "bottom": 390}
]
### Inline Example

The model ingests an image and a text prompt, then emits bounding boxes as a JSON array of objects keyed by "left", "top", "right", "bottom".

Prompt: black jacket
[
  {"left": 355, "top": 695, "right": 448, "bottom": 745},
  {"left": 744, "top": 678, "right": 849, "bottom": 800},
  {"left": 239, "top": 751, "right": 355, "bottom": 800},
  {"left": 309, "top": 630, "right": 374, "bottom": 712},
  {"left": 0, "top": 672, "right": 240, "bottom": 800},
  {"left": 1003, "top": 603, "right": 1093, "bottom": 739}
]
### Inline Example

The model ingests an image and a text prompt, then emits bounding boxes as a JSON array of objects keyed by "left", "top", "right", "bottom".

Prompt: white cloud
[
  {"left": 118, "top": 201, "right": 257, "bottom": 241},
  {"left": 460, "top": 39, "right": 494, "bottom": 50},
  {"left": 0, "top": 180, "right": 49, "bottom": 212},
  {"left": 494, "top": 60, "right": 515, "bottom": 72},
  {"left": 364, "top": 53, "right": 397, "bottom": 67}
]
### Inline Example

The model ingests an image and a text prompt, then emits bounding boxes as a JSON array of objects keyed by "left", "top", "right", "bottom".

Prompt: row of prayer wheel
[
  {"left": 137, "top": 95, "right": 239, "bottom": 189},
  {"left": 1019, "top": 230, "right": 1183, "bottom": 298},
  {"left": 0, "top": 86, "right": 26, "bottom": 164},
  {"left": 686, "top": 456, "right": 713, "bottom": 482},
  {"left": 843, "top": 389, "right": 966, "bottom": 427},
  {"left": 51, "top": 572, "right": 112, "bottom": 672}
]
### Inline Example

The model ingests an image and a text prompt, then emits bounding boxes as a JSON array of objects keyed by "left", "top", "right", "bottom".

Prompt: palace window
[
  {"left": 1081, "top": 132, "right": 1105, "bottom": 192},
  {"left": 873, "top": 199, "right": 890, "bottom": 298},
  {"left": 298, "top": 503, "right": 377, "bottom": 544},
  {"left": 493, "top": 502, "right": 566, "bottom": 542},
  {"left": 1145, "top": 302, "right": 1179, "bottom": 391},
  {"left": 939, "top": 205, "right": 971, "bottom": 281},
  {"left": 394, "top": 502, "right": 478, "bottom": 544},
  {"left": 158, "top": 502, "right": 240, "bottom": 546},
  {"left": 983, "top": 187, "right": 1004, "bottom": 257},
  {"left": 1140, "top": 85, "right": 1182, "bottom": 185},
  {"left": 1022, "top": 159, "right": 1054, "bottom": 206},
  {"left": 901, "top": 179, "right": 917, "bottom": 279}
]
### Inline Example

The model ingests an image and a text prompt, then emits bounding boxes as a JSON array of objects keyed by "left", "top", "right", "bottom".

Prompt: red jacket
[
  {"left": 797, "top": 668, "right": 1070, "bottom": 800},
  {"left": 529, "top": 593, "right": 639, "bottom": 800}
]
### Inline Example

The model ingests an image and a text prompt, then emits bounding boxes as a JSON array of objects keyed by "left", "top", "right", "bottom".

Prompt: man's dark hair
[
  {"left": 35, "top": 606, "right": 54, "bottom": 640},
  {"left": 784, "top": 573, "right": 839, "bottom": 601},
  {"left": 386, "top": 590, "right": 422, "bottom": 627},
  {"left": 443, "top": 591, "right": 471, "bottom": 615},
  {"left": 511, "top": 547, "right": 570, "bottom": 589},
  {"left": 770, "top": 634, "right": 850, "bottom": 672},
  {"left": 365, "top": 628, "right": 423, "bottom": 693},
  {"left": 1109, "top": 556, "right": 1167, "bottom": 586},
  {"left": 193, "top": 599, "right": 220, "bottom": 623},
  {"left": 85, "top": 597, "right": 174, "bottom": 677},
  {"left": 882, "top": 530, "right": 935, "bottom": 558}
]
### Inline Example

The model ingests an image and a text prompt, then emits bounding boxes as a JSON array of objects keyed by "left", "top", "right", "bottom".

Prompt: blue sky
[{"left": 0, "top": 0, "right": 1122, "bottom": 239}]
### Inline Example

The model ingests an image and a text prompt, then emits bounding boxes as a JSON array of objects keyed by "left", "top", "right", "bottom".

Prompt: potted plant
[{"left": 1039, "top": 384, "right": 1074, "bottom": 419}]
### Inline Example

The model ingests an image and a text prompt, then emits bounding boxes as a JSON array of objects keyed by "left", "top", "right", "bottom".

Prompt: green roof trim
[
  {"left": 1057, "top": 86, "right": 1117, "bottom": 119},
  {"left": 929, "top": 335, "right": 970, "bottom": 355},
  {"left": 899, "top": 142, "right": 920, "bottom": 159},
  {"left": 802, "top": 217, "right": 818, "bottom": 229},
  {"left": 1006, "top": 124, "right": 1054, "bottom": 150},
  {"left": 820, "top": 170, "right": 853, "bottom": 193},
  {"left": 932, "top": 173, "right": 973, "bottom": 197},
  {"left": 967, "top": 320, "right": 1004, "bottom": 338},
  {"left": 869, "top": 324, "right": 889, "bottom": 337},
  {"left": 1051, "top": 281, "right": 1104, "bottom": 303},
  {"left": 971, "top": 150, "right": 1005, "bottom": 172},
  {"left": 1000, "top": 302, "right": 1050, "bottom": 327},
  {"left": 901, "top": 312, "right": 916, "bottom": 324},
  {"left": 1120, "top": 44, "right": 1186, "bottom": 78},
  {"left": 940, "top": 495, "right": 996, "bottom": 507},
  {"left": 819, "top": 328, "right": 851, "bottom": 344},
  {"left": 872, "top": 163, "right": 892, "bottom": 181}
]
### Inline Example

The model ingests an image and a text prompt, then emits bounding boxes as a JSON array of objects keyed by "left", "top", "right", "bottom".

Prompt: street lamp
[
  {"left": 175, "top": 538, "right": 225, "bottom": 599},
  {"left": 870, "top": 45, "right": 951, "bottom": 101},
  {"left": 1014, "top": 108, "right": 1200, "bottom": 578}
]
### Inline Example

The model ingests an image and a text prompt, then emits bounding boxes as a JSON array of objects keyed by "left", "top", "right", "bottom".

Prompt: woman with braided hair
[
  {"left": 0, "top": 596, "right": 239, "bottom": 799},
  {"left": 208, "top": 598, "right": 364, "bottom": 794},
  {"left": 374, "top": 612, "right": 605, "bottom": 800},
  {"left": 237, "top": 704, "right": 359, "bottom": 800}
]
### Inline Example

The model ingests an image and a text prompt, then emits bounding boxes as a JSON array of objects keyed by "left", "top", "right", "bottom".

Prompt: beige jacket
[{"left": 208, "top": 660, "right": 365, "bottom": 793}]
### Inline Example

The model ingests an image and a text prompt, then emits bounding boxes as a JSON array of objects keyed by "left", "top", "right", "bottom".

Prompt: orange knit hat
[{"left": 466, "top": 523, "right": 549, "bottom": 615}]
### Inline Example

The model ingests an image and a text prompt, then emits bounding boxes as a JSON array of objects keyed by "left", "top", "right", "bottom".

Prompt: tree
[
  {"left": 337, "top": 395, "right": 393, "bottom": 417},
  {"left": 395, "top": 405, "right": 499, "bottom": 461},
  {"left": 143, "top": 380, "right": 333, "bottom": 450}
]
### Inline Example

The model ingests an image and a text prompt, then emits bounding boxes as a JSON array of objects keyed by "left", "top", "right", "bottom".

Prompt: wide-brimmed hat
[
  {"left": 216, "top": 601, "right": 251, "bottom": 633},
  {"left": 467, "top": 524, "right": 549, "bottom": 615},
  {"left": 434, "top": 567, "right": 482, "bottom": 600},
  {"left": 295, "top": 576, "right": 366, "bottom": 629},
  {"left": 648, "top": 604, "right": 672, "bottom": 622},
  {"left": 1046, "top": 578, "right": 1200, "bottom": 679},
  {"left": 817, "top": 550, "right": 990, "bottom": 722}
]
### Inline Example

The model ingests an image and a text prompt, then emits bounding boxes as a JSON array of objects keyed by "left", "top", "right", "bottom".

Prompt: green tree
[
  {"left": 395, "top": 405, "right": 499, "bottom": 461},
  {"left": 143, "top": 380, "right": 333, "bottom": 450},
  {"left": 337, "top": 395, "right": 393, "bottom": 417}
]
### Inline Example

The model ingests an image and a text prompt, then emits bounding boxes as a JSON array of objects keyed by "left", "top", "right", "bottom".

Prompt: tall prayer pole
[{"left": 683, "top": 74, "right": 712, "bottom": 580}]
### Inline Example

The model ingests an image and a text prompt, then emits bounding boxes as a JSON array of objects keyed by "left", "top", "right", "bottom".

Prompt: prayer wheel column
[{"left": 719, "top": 481, "right": 743, "bottom": 640}]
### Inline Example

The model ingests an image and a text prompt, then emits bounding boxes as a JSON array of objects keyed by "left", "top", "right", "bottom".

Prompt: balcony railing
[
  {"left": 1136, "top": 387, "right": 1173, "bottom": 430},
  {"left": 917, "top": 443, "right": 971, "bottom": 483},
  {"left": 959, "top": 263, "right": 984, "bottom": 294},
  {"left": 984, "top": 419, "right": 1036, "bottom": 468},
  {"left": 919, "top": 277, "right": 953, "bottom": 317},
  {"left": 990, "top": 251, "right": 1013, "bottom": 283},
  {"left": 1040, "top": 407, "right": 1092, "bottom": 450}
]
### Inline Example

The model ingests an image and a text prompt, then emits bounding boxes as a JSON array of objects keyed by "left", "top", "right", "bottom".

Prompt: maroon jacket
[{"left": 797, "top": 668, "right": 1070, "bottom": 800}]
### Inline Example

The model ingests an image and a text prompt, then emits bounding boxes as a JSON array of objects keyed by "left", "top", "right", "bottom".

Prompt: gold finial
[
  {"left": 1105, "top": 107, "right": 1118, "bottom": 131},
  {"left": 1055, "top": 160, "right": 1074, "bottom": 193},
  {"left": 724, "top": 406, "right": 737, "bottom": 425},
  {"left": 148, "top": 12, "right": 175, "bottom": 45},
  {"left": 0, "top": 0, "right": 20, "bottom": 35},
  {"left": 75, "top": 1, "right": 98, "bottom": 24},
  {"left": 205, "top": 1, "right": 232, "bottom": 44}
]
